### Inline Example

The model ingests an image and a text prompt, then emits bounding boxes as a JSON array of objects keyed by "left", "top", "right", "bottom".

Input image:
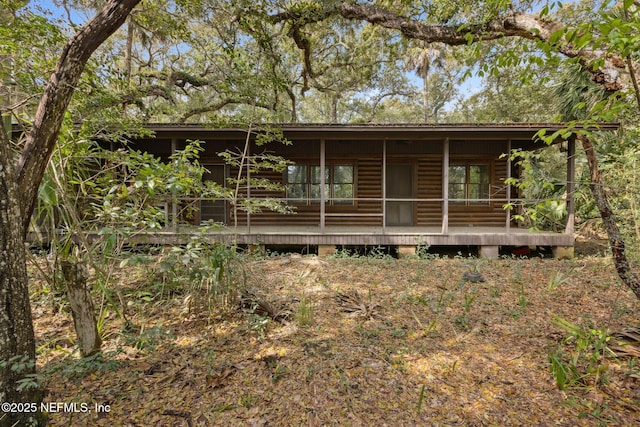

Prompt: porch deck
[{"left": 128, "top": 225, "right": 574, "bottom": 247}]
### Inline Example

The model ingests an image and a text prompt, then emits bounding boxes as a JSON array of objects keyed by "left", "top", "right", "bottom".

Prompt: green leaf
[
  {"left": 574, "top": 33, "right": 592, "bottom": 50},
  {"left": 540, "top": 5, "right": 549, "bottom": 17},
  {"left": 549, "top": 29, "right": 565, "bottom": 45}
]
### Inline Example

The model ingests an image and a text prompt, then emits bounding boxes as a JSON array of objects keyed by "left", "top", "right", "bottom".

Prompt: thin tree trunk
[
  {"left": 61, "top": 260, "right": 102, "bottom": 357},
  {"left": 623, "top": 6, "right": 640, "bottom": 111},
  {"left": 286, "top": 87, "right": 298, "bottom": 123},
  {"left": 331, "top": 95, "right": 338, "bottom": 123},
  {"left": 626, "top": 56, "right": 640, "bottom": 112},
  {"left": 123, "top": 15, "right": 135, "bottom": 115},
  {"left": 423, "top": 73, "right": 429, "bottom": 123},
  {"left": 579, "top": 134, "right": 640, "bottom": 299},
  {"left": 124, "top": 16, "right": 134, "bottom": 88}
]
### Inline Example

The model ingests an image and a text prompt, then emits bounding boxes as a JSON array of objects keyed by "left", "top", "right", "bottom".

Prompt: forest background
[
  {"left": 4, "top": 0, "right": 640, "bottom": 245},
  {"left": 2, "top": 0, "right": 640, "bottom": 425}
]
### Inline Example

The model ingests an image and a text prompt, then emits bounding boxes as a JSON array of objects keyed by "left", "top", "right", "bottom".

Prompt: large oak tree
[{"left": 1, "top": 2, "right": 638, "bottom": 425}]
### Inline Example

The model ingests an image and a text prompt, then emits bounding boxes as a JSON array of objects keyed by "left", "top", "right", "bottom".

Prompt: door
[
  {"left": 201, "top": 164, "right": 227, "bottom": 223},
  {"left": 386, "top": 163, "right": 414, "bottom": 226}
]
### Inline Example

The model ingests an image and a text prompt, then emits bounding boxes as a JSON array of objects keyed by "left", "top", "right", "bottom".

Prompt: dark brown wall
[{"left": 125, "top": 135, "right": 512, "bottom": 228}]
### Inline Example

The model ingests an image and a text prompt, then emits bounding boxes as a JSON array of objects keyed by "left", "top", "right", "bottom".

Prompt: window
[
  {"left": 287, "top": 164, "right": 354, "bottom": 205},
  {"left": 287, "top": 165, "right": 307, "bottom": 200},
  {"left": 331, "top": 164, "right": 354, "bottom": 205},
  {"left": 448, "top": 163, "right": 490, "bottom": 204}
]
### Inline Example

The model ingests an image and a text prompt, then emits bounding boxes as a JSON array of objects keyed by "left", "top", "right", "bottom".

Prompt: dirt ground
[{"left": 32, "top": 246, "right": 640, "bottom": 426}]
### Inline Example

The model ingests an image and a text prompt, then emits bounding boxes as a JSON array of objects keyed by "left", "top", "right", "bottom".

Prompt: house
[{"left": 102, "top": 123, "right": 618, "bottom": 258}]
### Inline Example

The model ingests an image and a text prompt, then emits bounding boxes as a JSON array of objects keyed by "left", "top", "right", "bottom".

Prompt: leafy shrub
[{"left": 153, "top": 238, "right": 245, "bottom": 314}]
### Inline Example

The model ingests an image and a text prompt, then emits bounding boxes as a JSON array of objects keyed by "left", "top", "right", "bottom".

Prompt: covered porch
[{"left": 113, "top": 123, "right": 605, "bottom": 258}]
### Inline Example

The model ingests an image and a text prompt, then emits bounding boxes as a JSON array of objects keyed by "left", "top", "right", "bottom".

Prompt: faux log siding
[
  {"left": 209, "top": 155, "right": 508, "bottom": 228},
  {"left": 448, "top": 159, "right": 509, "bottom": 227},
  {"left": 229, "top": 158, "right": 385, "bottom": 227},
  {"left": 416, "top": 156, "right": 443, "bottom": 226},
  {"left": 327, "top": 158, "right": 382, "bottom": 226}
]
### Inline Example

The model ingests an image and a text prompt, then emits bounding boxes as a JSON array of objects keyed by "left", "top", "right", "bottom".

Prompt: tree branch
[
  {"left": 626, "top": 57, "right": 640, "bottom": 112},
  {"left": 270, "top": 3, "right": 626, "bottom": 93},
  {"left": 165, "top": 71, "right": 210, "bottom": 89},
  {"left": 288, "top": 24, "right": 321, "bottom": 91},
  {"left": 16, "top": 0, "right": 141, "bottom": 237},
  {"left": 179, "top": 99, "right": 273, "bottom": 123}
]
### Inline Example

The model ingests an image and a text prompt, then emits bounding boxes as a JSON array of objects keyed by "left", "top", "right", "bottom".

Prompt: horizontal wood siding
[
  {"left": 199, "top": 155, "right": 510, "bottom": 228},
  {"left": 448, "top": 157, "right": 509, "bottom": 227},
  {"left": 416, "top": 156, "right": 443, "bottom": 226},
  {"left": 326, "top": 158, "right": 382, "bottom": 226},
  {"left": 233, "top": 157, "right": 385, "bottom": 227},
  {"left": 230, "top": 167, "right": 318, "bottom": 226}
]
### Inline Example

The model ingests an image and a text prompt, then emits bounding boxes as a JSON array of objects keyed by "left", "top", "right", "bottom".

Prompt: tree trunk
[
  {"left": 124, "top": 16, "right": 134, "bottom": 89},
  {"left": 286, "top": 87, "right": 298, "bottom": 123},
  {"left": 331, "top": 95, "right": 338, "bottom": 123},
  {"left": 422, "top": 72, "right": 429, "bottom": 123},
  {"left": 579, "top": 134, "right": 640, "bottom": 299},
  {"left": 61, "top": 260, "right": 102, "bottom": 357},
  {"left": 0, "top": 129, "right": 45, "bottom": 427},
  {"left": 0, "top": 2, "right": 140, "bottom": 424}
]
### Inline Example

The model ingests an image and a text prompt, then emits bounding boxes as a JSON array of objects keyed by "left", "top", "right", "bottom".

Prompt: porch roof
[{"left": 141, "top": 122, "right": 619, "bottom": 150}]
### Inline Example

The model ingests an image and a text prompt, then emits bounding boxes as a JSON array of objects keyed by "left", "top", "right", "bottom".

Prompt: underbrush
[
  {"left": 30, "top": 252, "right": 640, "bottom": 426},
  {"left": 122, "top": 240, "right": 246, "bottom": 313}
]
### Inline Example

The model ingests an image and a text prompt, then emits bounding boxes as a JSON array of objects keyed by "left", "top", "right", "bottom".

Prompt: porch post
[
  {"left": 506, "top": 139, "right": 512, "bottom": 234},
  {"left": 246, "top": 139, "right": 251, "bottom": 233},
  {"left": 382, "top": 138, "right": 387, "bottom": 233},
  {"left": 171, "top": 138, "right": 178, "bottom": 231},
  {"left": 320, "top": 138, "right": 326, "bottom": 232},
  {"left": 442, "top": 138, "right": 449, "bottom": 234},
  {"left": 565, "top": 137, "right": 576, "bottom": 236}
]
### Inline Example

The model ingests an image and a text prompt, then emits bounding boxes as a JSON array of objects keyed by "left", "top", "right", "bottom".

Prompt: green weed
[
  {"left": 247, "top": 313, "right": 270, "bottom": 337},
  {"left": 548, "top": 270, "right": 569, "bottom": 291},
  {"left": 463, "top": 292, "right": 477, "bottom": 312},
  {"left": 296, "top": 295, "right": 315, "bottom": 328},
  {"left": 272, "top": 363, "right": 288, "bottom": 383},
  {"left": 416, "top": 384, "right": 426, "bottom": 416},
  {"left": 548, "top": 314, "right": 614, "bottom": 390}
]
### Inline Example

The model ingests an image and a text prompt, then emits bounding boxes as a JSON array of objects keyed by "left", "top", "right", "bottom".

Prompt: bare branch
[{"left": 179, "top": 99, "right": 273, "bottom": 123}]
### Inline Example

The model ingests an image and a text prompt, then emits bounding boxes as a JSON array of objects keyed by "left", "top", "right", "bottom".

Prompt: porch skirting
[{"left": 120, "top": 226, "right": 574, "bottom": 247}]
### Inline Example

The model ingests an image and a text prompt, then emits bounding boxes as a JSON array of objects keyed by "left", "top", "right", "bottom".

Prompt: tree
[
  {"left": 259, "top": 0, "right": 639, "bottom": 298},
  {"left": 551, "top": 58, "right": 640, "bottom": 298},
  {"left": 2, "top": 3, "right": 640, "bottom": 424},
  {"left": 0, "top": 1, "right": 140, "bottom": 425},
  {"left": 450, "top": 59, "right": 560, "bottom": 122},
  {"left": 403, "top": 42, "right": 445, "bottom": 122}
]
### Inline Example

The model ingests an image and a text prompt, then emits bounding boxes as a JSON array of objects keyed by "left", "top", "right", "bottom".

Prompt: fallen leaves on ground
[{"left": 33, "top": 251, "right": 640, "bottom": 426}]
